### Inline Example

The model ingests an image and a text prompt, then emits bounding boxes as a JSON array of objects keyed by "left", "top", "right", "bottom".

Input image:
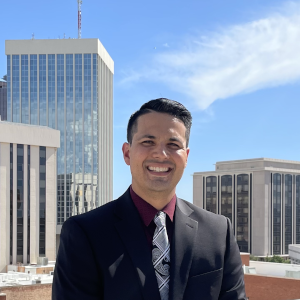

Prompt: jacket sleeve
[
  {"left": 219, "top": 218, "right": 247, "bottom": 300},
  {"left": 52, "top": 218, "right": 103, "bottom": 300}
]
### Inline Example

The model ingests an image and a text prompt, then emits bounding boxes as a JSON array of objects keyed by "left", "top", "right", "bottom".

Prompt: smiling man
[{"left": 52, "top": 98, "right": 247, "bottom": 300}]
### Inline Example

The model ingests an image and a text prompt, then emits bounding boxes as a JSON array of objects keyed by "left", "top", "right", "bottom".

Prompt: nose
[{"left": 152, "top": 143, "right": 169, "bottom": 159}]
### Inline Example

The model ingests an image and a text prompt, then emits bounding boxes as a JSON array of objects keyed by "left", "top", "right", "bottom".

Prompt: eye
[
  {"left": 169, "top": 143, "right": 180, "bottom": 148},
  {"left": 142, "top": 140, "right": 154, "bottom": 145}
]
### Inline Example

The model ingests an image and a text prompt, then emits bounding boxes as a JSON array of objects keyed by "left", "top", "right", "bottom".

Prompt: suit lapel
[
  {"left": 114, "top": 189, "right": 161, "bottom": 300},
  {"left": 169, "top": 198, "right": 198, "bottom": 300}
]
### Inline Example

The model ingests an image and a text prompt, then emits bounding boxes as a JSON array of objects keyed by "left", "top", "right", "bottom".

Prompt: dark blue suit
[{"left": 52, "top": 188, "right": 246, "bottom": 300}]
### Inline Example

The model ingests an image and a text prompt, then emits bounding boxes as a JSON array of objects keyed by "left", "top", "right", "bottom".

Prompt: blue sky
[{"left": 1, "top": 0, "right": 300, "bottom": 202}]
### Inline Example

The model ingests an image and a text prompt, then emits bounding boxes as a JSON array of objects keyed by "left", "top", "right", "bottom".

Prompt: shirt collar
[{"left": 130, "top": 185, "right": 176, "bottom": 227}]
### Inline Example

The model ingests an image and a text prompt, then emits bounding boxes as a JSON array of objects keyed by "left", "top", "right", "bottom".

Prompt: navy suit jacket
[{"left": 52, "top": 188, "right": 246, "bottom": 300}]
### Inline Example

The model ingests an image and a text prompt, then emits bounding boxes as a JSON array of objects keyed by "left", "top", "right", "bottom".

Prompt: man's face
[{"left": 122, "top": 111, "right": 190, "bottom": 197}]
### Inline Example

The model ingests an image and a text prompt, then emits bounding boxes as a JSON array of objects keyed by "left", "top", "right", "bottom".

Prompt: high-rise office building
[
  {"left": 0, "top": 79, "right": 7, "bottom": 121},
  {"left": 5, "top": 39, "right": 114, "bottom": 243},
  {"left": 193, "top": 158, "right": 300, "bottom": 256}
]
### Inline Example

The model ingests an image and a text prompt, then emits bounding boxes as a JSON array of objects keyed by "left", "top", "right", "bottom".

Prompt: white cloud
[{"left": 121, "top": 1, "right": 300, "bottom": 109}]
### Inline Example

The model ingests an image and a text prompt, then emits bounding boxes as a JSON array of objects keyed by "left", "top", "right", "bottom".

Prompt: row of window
[
  {"left": 204, "top": 174, "right": 251, "bottom": 253},
  {"left": 203, "top": 173, "right": 300, "bottom": 255},
  {"left": 9, "top": 145, "right": 46, "bottom": 263}
]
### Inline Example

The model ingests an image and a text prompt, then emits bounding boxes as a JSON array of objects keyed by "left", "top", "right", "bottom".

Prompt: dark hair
[{"left": 127, "top": 98, "right": 192, "bottom": 146}]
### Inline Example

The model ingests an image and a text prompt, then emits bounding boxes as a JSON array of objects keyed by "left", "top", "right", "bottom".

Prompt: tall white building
[
  {"left": 5, "top": 39, "right": 114, "bottom": 243},
  {"left": 0, "top": 121, "right": 60, "bottom": 272},
  {"left": 193, "top": 158, "right": 300, "bottom": 256}
]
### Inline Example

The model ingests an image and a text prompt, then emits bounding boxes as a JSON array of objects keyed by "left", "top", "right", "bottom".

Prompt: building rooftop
[
  {"left": 5, "top": 38, "right": 114, "bottom": 74},
  {"left": 193, "top": 157, "right": 300, "bottom": 175},
  {"left": 0, "top": 121, "right": 60, "bottom": 148},
  {"left": 216, "top": 157, "right": 300, "bottom": 165}
]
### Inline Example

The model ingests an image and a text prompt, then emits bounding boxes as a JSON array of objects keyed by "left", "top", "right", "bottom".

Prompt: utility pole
[{"left": 78, "top": 0, "right": 82, "bottom": 39}]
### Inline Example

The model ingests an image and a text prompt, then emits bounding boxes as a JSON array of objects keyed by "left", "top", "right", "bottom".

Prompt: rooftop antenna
[{"left": 78, "top": 0, "right": 82, "bottom": 39}]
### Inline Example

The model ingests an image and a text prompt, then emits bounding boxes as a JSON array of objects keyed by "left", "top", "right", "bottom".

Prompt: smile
[{"left": 147, "top": 166, "right": 172, "bottom": 172}]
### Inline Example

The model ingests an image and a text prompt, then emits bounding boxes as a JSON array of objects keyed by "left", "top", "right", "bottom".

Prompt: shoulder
[
  {"left": 176, "top": 198, "right": 228, "bottom": 229},
  {"left": 62, "top": 189, "right": 131, "bottom": 231}
]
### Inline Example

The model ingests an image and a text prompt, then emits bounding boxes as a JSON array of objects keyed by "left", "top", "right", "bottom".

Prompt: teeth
[{"left": 148, "top": 166, "right": 169, "bottom": 172}]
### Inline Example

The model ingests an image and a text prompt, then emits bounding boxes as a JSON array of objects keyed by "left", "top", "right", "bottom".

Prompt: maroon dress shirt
[{"left": 130, "top": 186, "right": 176, "bottom": 250}]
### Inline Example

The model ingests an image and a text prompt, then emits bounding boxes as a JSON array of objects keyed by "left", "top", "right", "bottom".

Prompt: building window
[
  {"left": 30, "top": 55, "right": 38, "bottom": 125},
  {"left": 17, "top": 144, "right": 24, "bottom": 263},
  {"left": 48, "top": 54, "right": 56, "bottom": 129},
  {"left": 7, "top": 55, "right": 11, "bottom": 121},
  {"left": 10, "top": 144, "right": 13, "bottom": 264},
  {"left": 39, "top": 55, "right": 47, "bottom": 126},
  {"left": 237, "top": 174, "right": 249, "bottom": 252},
  {"left": 284, "top": 174, "right": 292, "bottom": 254},
  {"left": 273, "top": 173, "right": 281, "bottom": 255},
  {"left": 206, "top": 176, "right": 217, "bottom": 213},
  {"left": 27, "top": 145, "right": 30, "bottom": 263},
  {"left": 21, "top": 55, "right": 29, "bottom": 124},
  {"left": 57, "top": 54, "right": 65, "bottom": 225},
  {"left": 92, "top": 53, "right": 98, "bottom": 207},
  {"left": 39, "top": 146, "right": 46, "bottom": 256},
  {"left": 12, "top": 55, "right": 20, "bottom": 122},
  {"left": 296, "top": 175, "right": 300, "bottom": 244},
  {"left": 66, "top": 54, "right": 74, "bottom": 219},
  {"left": 74, "top": 53, "right": 83, "bottom": 216},
  {"left": 84, "top": 54, "right": 92, "bottom": 212},
  {"left": 221, "top": 175, "right": 233, "bottom": 224}
]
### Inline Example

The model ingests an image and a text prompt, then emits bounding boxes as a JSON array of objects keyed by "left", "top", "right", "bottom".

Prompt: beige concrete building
[
  {"left": 193, "top": 158, "right": 300, "bottom": 256},
  {"left": 0, "top": 121, "right": 60, "bottom": 272}
]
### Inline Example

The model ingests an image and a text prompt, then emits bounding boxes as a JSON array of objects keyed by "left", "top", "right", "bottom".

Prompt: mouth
[{"left": 146, "top": 166, "right": 173, "bottom": 173}]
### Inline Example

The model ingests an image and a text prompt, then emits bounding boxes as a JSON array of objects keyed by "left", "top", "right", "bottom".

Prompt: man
[{"left": 52, "top": 98, "right": 246, "bottom": 300}]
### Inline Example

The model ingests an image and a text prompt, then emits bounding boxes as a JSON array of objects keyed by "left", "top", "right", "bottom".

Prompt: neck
[{"left": 131, "top": 185, "right": 175, "bottom": 210}]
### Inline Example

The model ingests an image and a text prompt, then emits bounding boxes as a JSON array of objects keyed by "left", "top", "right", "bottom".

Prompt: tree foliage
[{"left": 250, "top": 255, "right": 290, "bottom": 264}]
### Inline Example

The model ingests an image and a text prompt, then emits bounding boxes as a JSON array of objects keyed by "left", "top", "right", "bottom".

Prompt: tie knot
[{"left": 154, "top": 211, "right": 166, "bottom": 228}]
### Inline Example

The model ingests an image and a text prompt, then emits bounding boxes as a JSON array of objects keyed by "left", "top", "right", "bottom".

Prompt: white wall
[{"left": 250, "top": 261, "right": 300, "bottom": 277}]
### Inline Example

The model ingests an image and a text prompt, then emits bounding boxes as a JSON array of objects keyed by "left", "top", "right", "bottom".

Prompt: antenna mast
[{"left": 78, "top": 0, "right": 82, "bottom": 39}]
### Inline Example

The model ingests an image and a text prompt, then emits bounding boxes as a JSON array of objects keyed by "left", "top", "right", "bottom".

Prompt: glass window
[
  {"left": 48, "top": 54, "right": 56, "bottom": 128},
  {"left": 27, "top": 146, "right": 30, "bottom": 263},
  {"left": 10, "top": 144, "right": 13, "bottom": 264},
  {"left": 7, "top": 55, "right": 11, "bottom": 121},
  {"left": 30, "top": 55, "right": 38, "bottom": 125},
  {"left": 16, "top": 144, "right": 24, "bottom": 263},
  {"left": 39, "top": 55, "right": 47, "bottom": 125},
  {"left": 12, "top": 55, "right": 20, "bottom": 122},
  {"left": 273, "top": 173, "right": 281, "bottom": 255},
  {"left": 39, "top": 146, "right": 46, "bottom": 256},
  {"left": 206, "top": 176, "right": 217, "bottom": 214},
  {"left": 284, "top": 175, "right": 292, "bottom": 254},
  {"left": 296, "top": 175, "right": 300, "bottom": 244},
  {"left": 221, "top": 175, "right": 233, "bottom": 223},
  {"left": 92, "top": 54, "right": 98, "bottom": 207},
  {"left": 66, "top": 54, "right": 74, "bottom": 219},
  {"left": 74, "top": 54, "right": 84, "bottom": 216},
  {"left": 237, "top": 174, "right": 250, "bottom": 252}
]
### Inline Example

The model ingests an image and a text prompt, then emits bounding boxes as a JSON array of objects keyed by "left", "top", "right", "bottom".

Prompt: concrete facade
[
  {"left": 0, "top": 121, "right": 59, "bottom": 272},
  {"left": 193, "top": 158, "right": 300, "bottom": 256}
]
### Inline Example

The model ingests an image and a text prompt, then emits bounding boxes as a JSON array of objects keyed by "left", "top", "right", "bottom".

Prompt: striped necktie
[{"left": 152, "top": 211, "right": 170, "bottom": 300}]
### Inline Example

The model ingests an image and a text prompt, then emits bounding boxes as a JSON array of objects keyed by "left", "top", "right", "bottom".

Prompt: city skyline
[{"left": 1, "top": 0, "right": 300, "bottom": 203}]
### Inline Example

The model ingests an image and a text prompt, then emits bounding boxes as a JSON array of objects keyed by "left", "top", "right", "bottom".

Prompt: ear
[
  {"left": 185, "top": 148, "right": 190, "bottom": 167},
  {"left": 122, "top": 142, "right": 131, "bottom": 166}
]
